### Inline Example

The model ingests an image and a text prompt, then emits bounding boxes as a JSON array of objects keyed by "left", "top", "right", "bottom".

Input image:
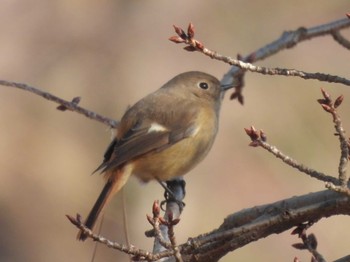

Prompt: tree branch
[
  {"left": 0, "top": 80, "right": 119, "bottom": 128},
  {"left": 180, "top": 190, "right": 350, "bottom": 261},
  {"left": 170, "top": 17, "right": 350, "bottom": 104},
  {"left": 244, "top": 126, "right": 340, "bottom": 185}
]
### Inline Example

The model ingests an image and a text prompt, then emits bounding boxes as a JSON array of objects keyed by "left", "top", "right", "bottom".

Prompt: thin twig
[
  {"left": 317, "top": 89, "right": 349, "bottom": 187},
  {"left": 244, "top": 127, "right": 340, "bottom": 185},
  {"left": 305, "top": 236, "right": 327, "bottom": 262},
  {"left": 291, "top": 223, "right": 326, "bottom": 262},
  {"left": 0, "top": 80, "right": 119, "bottom": 128},
  {"left": 325, "top": 182, "right": 350, "bottom": 197},
  {"left": 331, "top": 30, "right": 350, "bottom": 50},
  {"left": 169, "top": 18, "right": 350, "bottom": 103},
  {"left": 164, "top": 213, "right": 182, "bottom": 262},
  {"left": 66, "top": 214, "right": 174, "bottom": 261},
  {"left": 147, "top": 201, "right": 173, "bottom": 250},
  {"left": 329, "top": 103, "right": 348, "bottom": 186},
  {"left": 221, "top": 17, "right": 350, "bottom": 89},
  {"left": 259, "top": 140, "right": 340, "bottom": 185},
  {"left": 202, "top": 47, "right": 350, "bottom": 86}
]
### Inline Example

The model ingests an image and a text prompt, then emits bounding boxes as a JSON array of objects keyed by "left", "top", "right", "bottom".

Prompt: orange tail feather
[{"left": 77, "top": 167, "right": 132, "bottom": 241}]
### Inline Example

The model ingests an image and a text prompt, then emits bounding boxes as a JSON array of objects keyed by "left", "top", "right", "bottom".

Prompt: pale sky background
[{"left": 0, "top": 1, "right": 349, "bottom": 261}]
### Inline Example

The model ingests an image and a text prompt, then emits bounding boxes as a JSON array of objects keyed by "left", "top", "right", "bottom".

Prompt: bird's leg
[
  {"left": 156, "top": 178, "right": 176, "bottom": 200},
  {"left": 157, "top": 178, "right": 186, "bottom": 211}
]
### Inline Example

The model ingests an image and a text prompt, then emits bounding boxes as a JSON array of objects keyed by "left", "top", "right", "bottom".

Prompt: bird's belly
[{"left": 132, "top": 133, "right": 213, "bottom": 182}]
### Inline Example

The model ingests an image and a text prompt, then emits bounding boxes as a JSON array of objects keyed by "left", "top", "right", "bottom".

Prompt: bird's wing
[{"left": 94, "top": 116, "right": 198, "bottom": 174}]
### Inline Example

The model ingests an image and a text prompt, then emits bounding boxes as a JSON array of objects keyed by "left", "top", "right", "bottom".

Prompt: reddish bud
[
  {"left": 159, "top": 217, "right": 167, "bottom": 225},
  {"left": 187, "top": 23, "right": 195, "bottom": 38},
  {"left": 230, "top": 91, "right": 239, "bottom": 100},
  {"left": 334, "top": 95, "right": 344, "bottom": 108},
  {"left": 146, "top": 214, "right": 154, "bottom": 225},
  {"left": 317, "top": 99, "right": 328, "bottom": 105},
  {"left": 292, "top": 243, "right": 306, "bottom": 250},
  {"left": 347, "top": 13, "right": 350, "bottom": 19},
  {"left": 152, "top": 200, "right": 160, "bottom": 217},
  {"left": 249, "top": 141, "right": 260, "bottom": 147},
  {"left": 171, "top": 218, "right": 181, "bottom": 226},
  {"left": 66, "top": 214, "right": 79, "bottom": 226},
  {"left": 57, "top": 104, "right": 68, "bottom": 111},
  {"left": 76, "top": 213, "right": 82, "bottom": 223},
  {"left": 244, "top": 127, "right": 251, "bottom": 135},
  {"left": 184, "top": 46, "right": 197, "bottom": 52},
  {"left": 307, "top": 234, "right": 318, "bottom": 249},
  {"left": 173, "top": 25, "right": 186, "bottom": 39},
  {"left": 321, "top": 104, "right": 332, "bottom": 113},
  {"left": 195, "top": 40, "right": 204, "bottom": 50},
  {"left": 237, "top": 94, "right": 244, "bottom": 105},
  {"left": 169, "top": 36, "right": 185, "bottom": 43},
  {"left": 321, "top": 88, "right": 331, "bottom": 100},
  {"left": 291, "top": 227, "right": 300, "bottom": 235},
  {"left": 72, "top": 96, "right": 81, "bottom": 105},
  {"left": 244, "top": 126, "right": 259, "bottom": 141}
]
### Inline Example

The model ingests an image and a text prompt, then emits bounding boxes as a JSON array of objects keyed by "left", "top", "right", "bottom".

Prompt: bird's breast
[{"left": 133, "top": 107, "right": 218, "bottom": 182}]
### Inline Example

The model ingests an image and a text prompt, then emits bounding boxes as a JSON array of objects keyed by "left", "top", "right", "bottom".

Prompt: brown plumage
[{"left": 78, "top": 71, "right": 223, "bottom": 241}]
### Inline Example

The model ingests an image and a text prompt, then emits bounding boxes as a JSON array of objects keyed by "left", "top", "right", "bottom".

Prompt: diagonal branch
[
  {"left": 221, "top": 17, "right": 350, "bottom": 86},
  {"left": 0, "top": 80, "right": 119, "bottom": 128},
  {"left": 244, "top": 126, "right": 340, "bottom": 185},
  {"left": 169, "top": 18, "right": 350, "bottom": 103}
]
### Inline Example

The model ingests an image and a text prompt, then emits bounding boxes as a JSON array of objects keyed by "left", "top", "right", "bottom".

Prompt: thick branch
[{"left": 179, "top": 190, "right": 350, "bottom": 261}]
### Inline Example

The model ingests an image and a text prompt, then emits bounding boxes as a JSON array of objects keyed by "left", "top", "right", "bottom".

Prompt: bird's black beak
[{"left": 221, "top": 83, "right": 235, "bottom": 91}]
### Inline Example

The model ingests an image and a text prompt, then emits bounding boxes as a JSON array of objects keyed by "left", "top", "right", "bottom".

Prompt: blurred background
[{"left": 0, "top": 1, "right": 349, "bottom": 261}]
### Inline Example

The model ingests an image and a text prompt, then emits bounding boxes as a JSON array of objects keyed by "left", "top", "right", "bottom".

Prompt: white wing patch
[
  {"left": 147, "top": 123, "right": 168, "bottom": 133},
  {"left": 190, "top": 125, "right": 201, "bottom": 137}
]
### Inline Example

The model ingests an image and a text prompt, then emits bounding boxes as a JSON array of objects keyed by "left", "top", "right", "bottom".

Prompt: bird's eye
[{"left": 198, "top": 82, "right": 209, "bottom": 90}]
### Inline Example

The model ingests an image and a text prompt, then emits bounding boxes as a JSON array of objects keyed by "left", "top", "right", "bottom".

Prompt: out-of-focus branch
[
  {"left": 332, "top": 31, "right": 350, "bottom": 50},
  {"left": 0, "top": 80, "right": 119, "bottom": 128}
]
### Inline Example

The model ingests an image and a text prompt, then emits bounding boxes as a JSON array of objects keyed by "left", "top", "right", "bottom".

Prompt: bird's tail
[{"left": 77, "top": 168, "right": 132, "bottom": 241}]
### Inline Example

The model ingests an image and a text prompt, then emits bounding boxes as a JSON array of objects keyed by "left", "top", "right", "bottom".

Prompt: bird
[{"left": 78, "top": 71, "right": 227, "bottom": 241}]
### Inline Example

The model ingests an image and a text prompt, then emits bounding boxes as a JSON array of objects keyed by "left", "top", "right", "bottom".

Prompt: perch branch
[{"left": 179, "top": 189, "right": 350, "bottom": 261}]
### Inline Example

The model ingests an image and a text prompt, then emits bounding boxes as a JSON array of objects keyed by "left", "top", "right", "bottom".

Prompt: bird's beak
[{"left": 221, "top": 83, "right": 235, "bottom": 91}]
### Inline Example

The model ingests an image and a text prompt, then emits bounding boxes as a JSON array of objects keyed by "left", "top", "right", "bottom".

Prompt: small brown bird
[{"left": 78, "top": 71, "right": 226, "bottom": 241}]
